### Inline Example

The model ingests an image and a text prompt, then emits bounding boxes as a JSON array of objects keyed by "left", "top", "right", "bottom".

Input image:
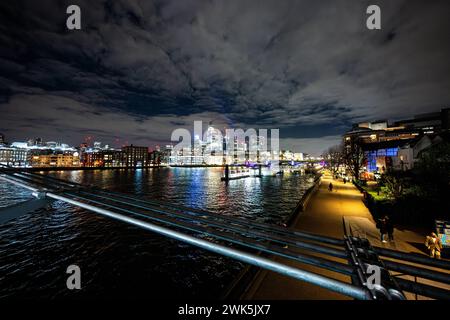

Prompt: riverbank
[
  {"left": 235, "top": 170, "right": 436, "bottom": 300},
  {"left": 1, "top": 164, "right": 247, "bottom": 171},
  {"left": 0, "top": 165, "right": 168, "bottom": 172}
]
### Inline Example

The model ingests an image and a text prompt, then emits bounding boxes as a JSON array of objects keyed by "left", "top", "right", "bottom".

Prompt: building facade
[
  {"left": 122, "top": 145, "right": 149, "bottom": 167},
  {"left": 0, "top": 147, "right": 29, "bottom": 167},
  {"left": 102, "top": 150, "right": 126, "bottom": 167},
  {"left": 30, "top": 154, "right": 80, "bottom": 167},
  {"left": 343, "top": 108, "right": 450, "bottom": 177}
]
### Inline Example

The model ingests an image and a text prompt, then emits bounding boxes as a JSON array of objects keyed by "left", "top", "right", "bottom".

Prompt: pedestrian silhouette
[
  {"left": 377, "top": 216, "right": 388, "bottom": 243},
  {"left": 385, "top": 215, "right": 394, "bottom": 241},
  {"left": 328, "top": 182, "right": 333, "bottom": 192}
]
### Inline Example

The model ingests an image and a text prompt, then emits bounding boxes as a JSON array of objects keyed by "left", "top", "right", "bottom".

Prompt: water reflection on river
[{"left": 0, "top": 167, "right": 313, "bottom": 299}]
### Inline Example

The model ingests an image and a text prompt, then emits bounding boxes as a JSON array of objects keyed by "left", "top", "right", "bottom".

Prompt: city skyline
[
  {"left": 1, "top": 1, "right": 450, "bottom": 156},
  {"left": 0, "top": 125, "right": 310, "bottom": 168},
  {"left": 2, "top": 106, "right": 447, "bottom": 168},
  {"left": 2, "top": 106, "right": 448, "bottom": 155}
]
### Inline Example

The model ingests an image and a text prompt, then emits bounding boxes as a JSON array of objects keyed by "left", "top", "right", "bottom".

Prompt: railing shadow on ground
[{"left": 222, "top": 174, "right": 323, "bottom": 299}]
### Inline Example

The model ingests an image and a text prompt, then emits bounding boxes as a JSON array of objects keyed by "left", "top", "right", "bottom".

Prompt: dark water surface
[{"left": 0, "top": 167, "right": 313, "bottom": 299}]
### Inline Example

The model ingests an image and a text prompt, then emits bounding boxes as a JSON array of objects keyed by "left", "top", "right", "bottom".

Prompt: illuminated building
[
  {"left": 30, "top": 154, "right": 80, "bottom": 167},
  {"left": 122, "top": 145, "right": 149, "bottom": 167},
  {"left": 294, "top": 153, "right": 304, "bottom": 161},
  {"left": 180, "top": 146, "right": 195, "bottom": 165},
  {"left": 149, "top": 150, "right": 162, "bottom": 166},
  {"left": 80, "top": 148, "right": 125, "bottom": 167},
  {"left": 233, "top": 137, "right": 246, "bottom": 164},
  {"left": 167, "top": 126, "right": 288, "bottom": 166},
  {"left": 362, "top": 141, "right": 405, "bottom": 173},
  {"left": 344, "top": 108, "right": 450, "bottom": 175},
  {"left": 192, "top": 134, "right": 204, "bottom": 165},
  {"left": 168, "top": 146, "right": 184, "bottom": 165},
  {"left": 392, "top": 133, "right": 449, "bottom": 171},
  {"left": 255, "top": 135, "right": 270, "bottom": 163},
  {"left": 222, "top": 134, "right": 233, "bottom": 165},
  {"left": 164, "top": 145, "right": 173, "bottom": 162},
  {"left": 1, "top": 139, "right": 80, "bottom": 168},
  {"left": 102, "top": 150, "right": 125, "bottom": 167},
  {"left": 162, "top": 145, "right": 173, "bottom": 165},
  {"left": 169, "top": 127, "right": 226, "bottom": 165},
  {"left": 11, "top": 141, "right": 77, "bottom": 153},
  {"left": 0, "top": 147, "right": 29, "bottom": 167},
  {"left": 280, "top": 150, "right": 294, "bottom": 161},
  {"left": 394, "top": 108, "right": 450, "bottom": 135},
  {"left": 46, "top": 141, "right": 57, "bottom": 148},
  {"left": 344, "top": 108, "right": 450, "bottom": 147},
  {"left": 27, "top": 137, "right": 43, "bottom": 147},
  {"left": 78, "top": 140, "right": 125, "bottom": 167},
  {"left": 82, "top": 150, "right": 103, "bottom": 167},
  {"left": 204, "top": 126, "right": 224, "bottom": 165}
]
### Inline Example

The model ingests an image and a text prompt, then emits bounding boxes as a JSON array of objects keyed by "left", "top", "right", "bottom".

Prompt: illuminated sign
[{"left": 435, "top": 220, "right": 450, "bottom": 248}]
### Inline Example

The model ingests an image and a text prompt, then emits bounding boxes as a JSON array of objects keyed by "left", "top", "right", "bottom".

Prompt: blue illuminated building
[{"left": 366, "top": 147, "right": 399, "bottom": 172}]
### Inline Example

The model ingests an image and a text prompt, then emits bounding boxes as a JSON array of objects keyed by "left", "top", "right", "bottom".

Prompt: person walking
[
  {"left": 385, "top": 215, "right": 394, "bottom": 242},
  {"left": 328, "top": 182, "right": 333, "bottom": 192},
  {"left": 425, "top": 232, "right": 443, "bottom": 259},
  {"left": 377, "top": 216, "right": 388, "bottom": 243}
]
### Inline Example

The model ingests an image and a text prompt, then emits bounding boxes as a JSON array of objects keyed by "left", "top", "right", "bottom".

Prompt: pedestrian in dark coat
[
  {"left": 385, "top": 216, "right": 394, "bottom": 241},
  {"left": 377, "top": 216, "right": 388, "bottom": 243}
]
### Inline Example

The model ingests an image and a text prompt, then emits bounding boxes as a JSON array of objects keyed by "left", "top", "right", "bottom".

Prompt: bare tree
[
  {"left": 324, "top": 143, "right": 344, "bottom": 175},
  {"left": 344, "top": 137, "right": 366, "bottom": 179}
]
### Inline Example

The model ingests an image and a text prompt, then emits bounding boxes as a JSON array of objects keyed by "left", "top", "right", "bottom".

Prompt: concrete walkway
[{"left": 242, "top": 171, "right": 445, "bottom": 300}]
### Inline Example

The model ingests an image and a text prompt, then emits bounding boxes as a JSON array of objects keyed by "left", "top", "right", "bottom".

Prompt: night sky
[{"left": 1, "top": 0, "right": 449, "bottom": 155}]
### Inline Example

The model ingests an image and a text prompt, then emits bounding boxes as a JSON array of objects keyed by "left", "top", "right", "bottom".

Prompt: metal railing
[
  {"left": 0, "top": 173, "right": 369, "bottom": 300},
  {"left": 1, "top": 167, "right": 449, "bottom": 300}
]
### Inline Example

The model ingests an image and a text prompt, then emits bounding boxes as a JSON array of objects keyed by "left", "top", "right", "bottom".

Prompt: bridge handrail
[
  {"left": 374, "top": 246, "right": 450, "bottom": 270},
  {"left": 50, "top": 192, "right": 369, "bottom": 299},
  {"left": 13, "top": 170, "right": 345, "bottom": 247}
]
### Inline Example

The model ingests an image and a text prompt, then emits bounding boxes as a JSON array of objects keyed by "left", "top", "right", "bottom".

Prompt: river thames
[{"left": 0, "top": 167, "right": 313, "bottom": 299}]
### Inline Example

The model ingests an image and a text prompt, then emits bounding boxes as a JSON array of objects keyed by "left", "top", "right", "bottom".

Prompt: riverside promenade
[{"left": 241, "top": 170, "right": 446, "bottom": 300}]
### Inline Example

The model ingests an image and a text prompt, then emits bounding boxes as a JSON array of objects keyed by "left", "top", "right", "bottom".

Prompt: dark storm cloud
[{"left": 0, "top": 0, "right": 450, "bottom": 154}]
